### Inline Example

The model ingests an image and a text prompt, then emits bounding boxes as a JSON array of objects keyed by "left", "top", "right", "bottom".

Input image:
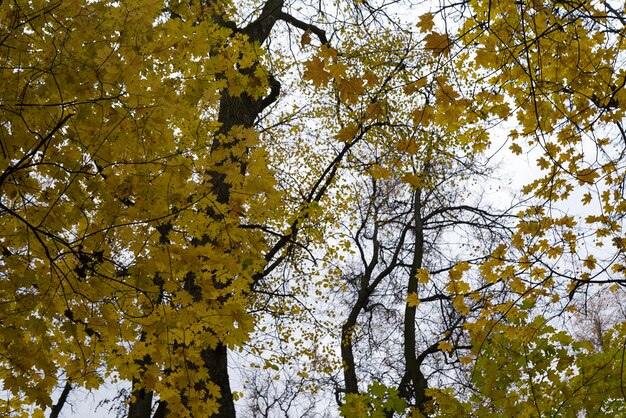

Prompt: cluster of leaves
[
  {"left": 1, "top": 1, "right": 276, "bottom": 416},
  {"left": 1, "top": 0, "right": 626, "bottom": 417}
]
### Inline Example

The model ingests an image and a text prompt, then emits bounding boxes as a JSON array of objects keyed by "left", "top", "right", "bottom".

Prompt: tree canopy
[{"left": 1, "top": 0, "right": 626, "bottom": 417}]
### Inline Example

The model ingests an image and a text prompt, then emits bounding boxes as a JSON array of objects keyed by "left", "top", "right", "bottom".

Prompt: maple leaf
[
  {"left": 406, "top": 292, "right": 420, "bottom": 307},
  {"left": 335, "top": 123, "right": 360, "bottom": 142},
  {"left": 459, "top": 356, "right": 473, "bottom": 365},
  {"left": 402, "top": 173, "right": 422, "bottom": 188},
  {"left": 416, "top": 268, "right": 430, "bottom": 284},
  {"left": 453, "top": 295, "right": 470, "bottom": 315},
  {"left": 363, "top": 69, "right": 379, "bottom": 87},
  {"left": 438, "top": 341, "right": 454, "bottom": 352},
  {"left": 510, "top": 142, "right": 523, "bottom": 155},
  {"left": 417, "top": 13, "right": 435, "bottom": 33},
  {"left": 583, "top": 255, "right": 597, "bottom": 270},
  {"left": 509, "top": 277, "right": 526, "bottom": 293},
  {"left": 370, "top": 165, "right": 392, "bottom": 179},
  {"left": 576, "top": 168, "right": 599, "bottom": 185},
  {"left": 303, "top": 56, "right": 332, "bottom": 87},
  {"left": 424, "top": 32, "right": 452, "bottom": 56},
  {"left": 449, "top": 261, "right": 471, "bottom": 281}
]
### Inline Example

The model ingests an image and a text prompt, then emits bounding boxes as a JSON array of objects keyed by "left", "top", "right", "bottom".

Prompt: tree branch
[
  {"left": 277, "top": 11, "right": 329, "bottom": 44},
  {"left": 243, "top": 0, "right": 285, "bottom": 43},
  {"left": 49, "top": 381, "right": 72, "bottom": 418}
]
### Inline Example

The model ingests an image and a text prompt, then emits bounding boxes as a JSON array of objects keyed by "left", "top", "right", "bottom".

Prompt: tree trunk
[
  {"left": 202, "top": 344, "right": 236, "bottom": 417},
  {"left": 128, "top": 382, "right": 153, "bottom": 418},
  {"left": 403, "top": 189, "right": 429, "bottom": 414},
  {"left": 341, "top": 303, "right": 364, "bottom": 395}
]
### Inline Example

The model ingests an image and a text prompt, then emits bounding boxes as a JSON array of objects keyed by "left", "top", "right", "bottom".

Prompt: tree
[
  {"left": 0, "top": 1, "right": 328, "bottom": 416},
  {"left": 244, "top": 0, "right": 626, "bottom": 415},
  {"left": 1, "top": 0, "right": 626, "bottom": 417}
]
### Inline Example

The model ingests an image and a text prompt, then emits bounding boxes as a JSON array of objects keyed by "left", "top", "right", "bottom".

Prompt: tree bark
[
  {"left": 128, "top": 379, "right": 153, "bottom": 418},
  {"left": 341, "top": 299, "right": 365, "bottom": 395},
  {"left": 403, "top": 189, "right": 429, "bottom": 414}
]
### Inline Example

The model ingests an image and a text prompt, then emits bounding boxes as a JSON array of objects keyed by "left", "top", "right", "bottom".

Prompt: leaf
[
  {"left": 583, "top": 255, "right": 597, "bottom": 270},
  {"left": 449, "top": 262, "right": 471, "bottom": 281},
  {"left": 335, "top": 123, "right": 360, "bottom": 142},
  {"left": 370, "top": 165, "right": 393, "bottom": 179},
  {"left": 412, "top": 105, "right": 434, "bottom": 126},
  {"left": 402, "top": 173, "right": 422, "bottom": 188},
  {"left": 303, "top": 56, "right": 332, "bottom": 87},
  {"left": 424, "top": 32, "right": 451, "bottom": 56},
  {"left": 403, "top": 77, "right": 428, "bottom": 94},
  {"left": 416, "top": 268, "right": 430, "bottom": 284},
  {"left": 460, "top": 356, "right": 473, "bottom": 365},
  {"left": 301, "top": 28, "right": 312, "bottom": 48},
  {"left": 447, "top": 280, "right": 470, "bottom": 294},
  {"left": 438, "top": 341, "right": 454, "bottom": 352},
  {"left": 417, "top": 13, "right": 435, "bottom": 33},
  {"left": 547, "top": 246, "right": 563, "bottom": 259},
  {"left": 453, "top": 295, "right": 470, "bottom": 315},
  {"left": 509, "top": 277, "right": 526, "bottom": 293},
  {"left": 577, "top": 168, "right": 599, "bottom": 185},
  {"left": 363, "top": 69, "right": 379, "bottom": 87},
  {"left": 406, "top": 292, "right": 420, "bottom": 307}
]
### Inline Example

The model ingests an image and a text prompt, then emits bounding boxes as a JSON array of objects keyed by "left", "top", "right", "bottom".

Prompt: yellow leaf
[
  {"left": 406, "top": 292, "right": 420, "bottom": 307},
  {"left": 509, "top": 143, "right": 523, "bottom": 155},
  {"left": 416, "top": 268, "right": 430, "bottom": 284},
  {"left": 402, "top": 173, "right": 422, "bottom": 188},
  {"left": 447, "top": 279, "right": 470, "bottom": 294},
  {"left": 370, "top": 165, "right": 392, "bottom": 179},
  {"left": 475, "top": 49, "right": 495, "bottom": 68},
  {"left": 319, "top": 44, "right": 338, "bottom": 60},
  {"left": 547, "top": 246, "right": 563, "bottom": 259},
  {"left": 302, "top": 56, "right": 332, "bottom": 87},
  {"left": 453, "top": 295, "right": 470, "bottom": 315},
  {"left": 583, "top": 255, "right": 597, "bottom": 270},
  {"left": 438, "top": 341, "right": 454, "bottom": 352},
  {"left": 328, "top": 61, "right": 348, "bottom": 80},
  {"left": 460, "top": 356, "right": 473, "bottom": 365},
  {"left": 412, "top": 105, "right": 434, "bottom": 126},
  {"left": 335, "top": 123, "right": 360, "bottom": 142},
  {"left": 449, "top": 261, "right": 470, "bottom": 281},
  {"left": 424, "top": 32, "right": 451, "bottom": 56},
  {"left": 395, "top": 137, "right": 420, "bottom": 154},
  {"left": 492, "top": 102, "right": 511, "bottom": 119},
  {"left": 32, "top": 409, "right": 46, "bottom": 418},
  {"left": 577, "top": 168, "right": 599, "bottom": 185},
  {"left": 537, "top": 156, "right": 551, "bottom": 170},
  {"left": 509, "top": 277, "right": 526, "bottom": 293},
  {"left": 337, "top": 76, "right": 365, "bottom": 104},
  {"left": 365, "top": 101, "right": 383, "bottom": 120},
  {"left": 363, "top": 69, "right": 379, "bottom": 87},
  {"left": 403, "top": 77, "right": 428, "bottom": 94},
  {"left": 417, "top": 13, "right": 435, "bottom": 33}
]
